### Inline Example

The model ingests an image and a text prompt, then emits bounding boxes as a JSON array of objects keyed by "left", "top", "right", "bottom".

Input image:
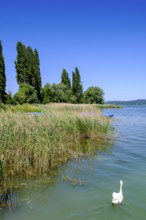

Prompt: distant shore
[{"left": 105, "top": 99, "right": 146, "bottom": 105}]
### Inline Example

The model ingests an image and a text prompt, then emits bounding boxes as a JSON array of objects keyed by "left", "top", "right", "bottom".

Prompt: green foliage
[
  {"left": 34, "top": 49, "right": 42, "bottom": 101},
  {"left": 13, "top": 83, "right": 39, "bottom": 104},
  {"left": 0, "top": 40, "right": 6, "bottom": 102},
  {"left": 0, "top": 40, "right": 107, "bottom": 105},
  {"left": 4, "top": 91, "right": 14, "bottom": 104},
  {"left": 15, "top": 42, "right": 42, "bottom": 101},
  {"left": 51, "top": 83, "right": 73, "bottom": 103},
  {"left": 42, "top": 83, "right": 74, "bottom": 103},
  {"left": 72, "top": 67, "right": 83, "bottom": 103},
  {"left": 42, "top": 83, "right": 53, "bottom": 104},
  {"left": 61, "top": 69, "right": 71, "bottom": 89},
  {"left": 25, "top": 47, "right": 42, "bottom": 101},
  {"left": 69, "top": 94, "right": 77, "bottom": 103},
  {"left": 83, "top": 86, "right": 104, "bottom": 104},
  {"left": 15, "top": 42, "right": 27, "bottom": 84}
]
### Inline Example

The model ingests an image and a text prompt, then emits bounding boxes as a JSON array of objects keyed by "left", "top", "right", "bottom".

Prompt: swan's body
[{"left": 112, "top": 180, "right": 123, "bottom": 205}]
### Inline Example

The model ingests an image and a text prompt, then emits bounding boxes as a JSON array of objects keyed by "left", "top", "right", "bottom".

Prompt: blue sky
[{"left": 1, "top": 0, "right": 146, "bottom": 101}]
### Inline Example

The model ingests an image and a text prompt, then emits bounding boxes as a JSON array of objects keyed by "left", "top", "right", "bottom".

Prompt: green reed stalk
[{"left": 0, "top": 104, "right": 113, "bottom": 179}]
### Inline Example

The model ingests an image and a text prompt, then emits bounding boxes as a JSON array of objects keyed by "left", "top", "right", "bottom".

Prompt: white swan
[{"left": 112, "top": 179, "right": 123, "bottom": 205}]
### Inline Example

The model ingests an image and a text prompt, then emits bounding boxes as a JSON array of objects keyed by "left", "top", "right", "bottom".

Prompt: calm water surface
[{"left": 1, "top": 106, "right": 146, "bottom": 220}]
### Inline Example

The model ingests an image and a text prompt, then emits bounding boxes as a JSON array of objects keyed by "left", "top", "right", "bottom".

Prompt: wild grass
[
  {"left": 0, "top": 103, "right": 113, "bottom": 182},
  {"left": 0, "top": 103, "right": 43, "bottom": 113}
]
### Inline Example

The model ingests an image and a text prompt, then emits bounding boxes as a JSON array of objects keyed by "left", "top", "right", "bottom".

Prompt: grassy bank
[{"left": 0, "top": 103, "right": 113, "bottom": 183}]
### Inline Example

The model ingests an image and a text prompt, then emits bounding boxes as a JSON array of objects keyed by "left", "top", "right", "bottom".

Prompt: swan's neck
[{"left": 119, "top": 182, "right": 123, "bottom": 193}]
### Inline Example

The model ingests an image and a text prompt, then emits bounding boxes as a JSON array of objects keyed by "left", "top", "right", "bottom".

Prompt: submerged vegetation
[{"left": 0, "top": 103, "right": 113, "bottom": 184}]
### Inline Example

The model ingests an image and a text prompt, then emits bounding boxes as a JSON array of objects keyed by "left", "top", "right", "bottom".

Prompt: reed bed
[
  {"left": 0, "top": 104, "right": 113, "bottom": 181},
  {"left": 96, "top": 104, "right": 122, "bottom": 109}
]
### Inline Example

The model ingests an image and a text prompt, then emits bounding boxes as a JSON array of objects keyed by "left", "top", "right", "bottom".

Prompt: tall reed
[{"left": 0, "top": 104, "right": 113, "bottom": 179}]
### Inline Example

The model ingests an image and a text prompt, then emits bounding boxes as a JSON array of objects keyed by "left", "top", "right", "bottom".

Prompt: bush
[
  {"left": 13, "top": 83, "right": 39, "bottom": 104},
  {"left": 83, "top": 86, "right": 104, "bottom": 104}
]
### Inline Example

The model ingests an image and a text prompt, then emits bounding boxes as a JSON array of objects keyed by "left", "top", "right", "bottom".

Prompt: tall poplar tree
[
  {"left": 72, "top": 67, "right": 83, "bottom": 103},
  {"left": 61, "top": 69, "right": 71, "bottom": 89},
  {"left": 34, "top": 49, "right": 42, "bottom": 101},
  {"left": 15, "top": 42, "right": 27, "bottom": 84},
  {"left": 15, "top": 42, "right": 42, "bottom": 102},
  {"left": 0, "top": 40, "right": 6, "bottom": 102}
]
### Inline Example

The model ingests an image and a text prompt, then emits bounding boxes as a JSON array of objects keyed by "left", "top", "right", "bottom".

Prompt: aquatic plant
[{"left": 0, "top": 103, "right": 113, "bottom": 180}]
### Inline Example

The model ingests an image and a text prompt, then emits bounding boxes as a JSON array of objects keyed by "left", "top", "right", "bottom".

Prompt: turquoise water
[{"left": 1, "top": 106, "right": 146, "bottom": 220}]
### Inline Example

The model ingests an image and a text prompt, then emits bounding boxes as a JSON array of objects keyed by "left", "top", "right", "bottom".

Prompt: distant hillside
[{"left": 105, "top": 99, "right": 146, "bottom": 105}]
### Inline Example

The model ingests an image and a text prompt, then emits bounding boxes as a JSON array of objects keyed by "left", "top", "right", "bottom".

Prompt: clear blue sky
[{"left": 1, "top": 0, "right": 146, "bottom": 101}]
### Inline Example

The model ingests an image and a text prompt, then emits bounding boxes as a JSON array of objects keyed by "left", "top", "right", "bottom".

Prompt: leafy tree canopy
[
  {"left": 13, "top": 83, "right": 39, "bottom": 104},
  {"left": 42, "top": 83, "right": 53, "bottom": 104},
  {"left": 61, "top": 69, "right": 71, "bottom": 89},
  {"left": 51, "top": 83, "right": 73, "bottom": 103},
  {"left": 83, "top": 86, "right": 104, "bottom": 104},
  {"left": 15, "top": 42, "right": 42, "bottom": 101},
  {"left": 72, "top": 67, "right": 83, "bottom": 103}
]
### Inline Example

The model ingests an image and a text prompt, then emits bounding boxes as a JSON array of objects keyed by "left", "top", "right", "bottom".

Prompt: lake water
[{"left": 1, "top": 106, "right": 146, "bottom": 220}]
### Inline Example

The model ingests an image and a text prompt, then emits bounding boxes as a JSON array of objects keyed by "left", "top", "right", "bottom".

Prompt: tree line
[{"left": 0, "top": 40, "right": 104, "bottom": 105}]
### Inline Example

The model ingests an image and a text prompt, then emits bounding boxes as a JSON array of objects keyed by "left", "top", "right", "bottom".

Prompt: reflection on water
[{"left": 1, "top": 106, "right": 146, "bottom": 220}]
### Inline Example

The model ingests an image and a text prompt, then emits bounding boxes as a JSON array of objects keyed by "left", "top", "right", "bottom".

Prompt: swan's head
[{"left": 120, "top": 180, "right": 123, "bottom": 186}]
